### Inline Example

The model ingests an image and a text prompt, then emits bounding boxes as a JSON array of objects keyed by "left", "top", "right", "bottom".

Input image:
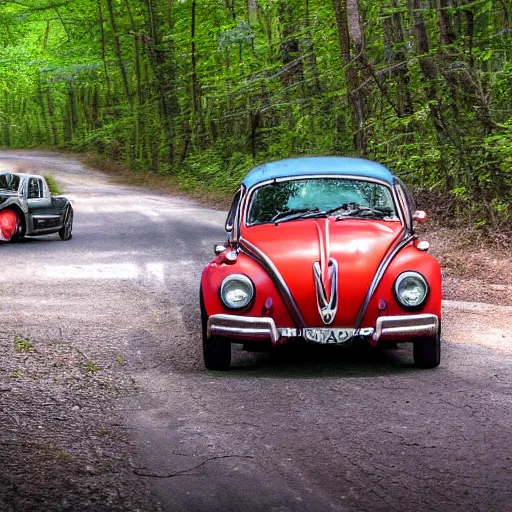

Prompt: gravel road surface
[{"left": 0, "top": 151, "right": 511, "bottom": 512}]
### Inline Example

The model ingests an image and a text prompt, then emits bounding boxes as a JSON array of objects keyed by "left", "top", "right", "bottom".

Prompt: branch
[{"left": 133, "top": 455, "right": 254, "bottom": 479}]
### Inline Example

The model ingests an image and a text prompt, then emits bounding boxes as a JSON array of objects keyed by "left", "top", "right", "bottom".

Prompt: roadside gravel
[
  {"left": 0, "top": 152, "right": 161, "bottom": 512},
  {"left": 0, "top": 282, "right": 160, "bottom": 511}
]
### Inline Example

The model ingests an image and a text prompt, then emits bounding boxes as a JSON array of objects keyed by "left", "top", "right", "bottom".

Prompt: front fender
[
  {"left": 201, "top": 251, "right": 294, "bottom": 327},
  {"left": 51, "top": 196, "right": 71, "bottom": 213},
  {"left": 361, "top": 244, "right": 442, "bottom": 327}
]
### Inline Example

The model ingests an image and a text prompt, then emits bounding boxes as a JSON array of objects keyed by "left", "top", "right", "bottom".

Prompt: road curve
[{"left": 1, "top": 151, "right": 511, "bottom": 512}]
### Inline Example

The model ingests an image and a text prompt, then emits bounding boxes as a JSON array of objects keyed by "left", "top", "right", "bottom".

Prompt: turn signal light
[{"left": 262, "top": 297, "right": 273, "bottom": 316}]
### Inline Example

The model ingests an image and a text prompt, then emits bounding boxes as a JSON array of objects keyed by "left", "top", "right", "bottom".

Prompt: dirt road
[{"left": 0, "top": 151, "right": 511, "bottom": 512}]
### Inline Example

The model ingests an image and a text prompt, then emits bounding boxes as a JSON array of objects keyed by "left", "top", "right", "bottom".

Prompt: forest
[{"left": 0, "top": 0, "right": 511, "bottom": 228}]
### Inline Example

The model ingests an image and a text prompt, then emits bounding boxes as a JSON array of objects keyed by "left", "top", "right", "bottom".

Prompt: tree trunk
[
  {"left": 383, "top": 1, "right": 414, "bottom": 117},
  {"left": 96, "top": 0, "right": 111, "bottom": 102},
  {"left": 278, "top": 1, "right": 305, "bottom": 90},
  {"left": 304, "top": 0, "right": 322, "bottom": 94},
  {"left": 333, "top": 0, "right": 366, "bottom": 154},
  {"left": 105, "top": 0, "right": 131, "bottom": 102}
]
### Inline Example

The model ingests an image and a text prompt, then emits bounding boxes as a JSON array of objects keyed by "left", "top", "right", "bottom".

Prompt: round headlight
[
  {"left": 394, "top": 271, "right": 429, "bottom": 309},
  {"left": 220, "top": 275, "right": 254, "bottom": 310}
]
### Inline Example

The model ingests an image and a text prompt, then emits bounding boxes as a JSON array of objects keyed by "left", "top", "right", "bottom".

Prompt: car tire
[
  {"left": 200, "top": 291, "right": 231, "bottom": 371},
  {"left": 11, "top": 214, "right": 26, "bottom": 242},
  {"left": 59, "top": 206, "right": 73, "bottom": 240},
  {"left": 413, "top": 327, "right": 441, "bottom": 369}
]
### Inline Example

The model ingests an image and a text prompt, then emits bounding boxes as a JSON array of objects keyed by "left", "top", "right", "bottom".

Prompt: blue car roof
[{"left": 242, "top": 157, "right": 395, "bottom": 189}]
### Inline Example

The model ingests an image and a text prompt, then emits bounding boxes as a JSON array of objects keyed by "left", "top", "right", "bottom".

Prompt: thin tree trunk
[
  {"left": 97, "top": 0, "right": 111, "bottom": 102},
  {"left": 333, "top": 0, "right": 366, "bottom": 153},
  {"left": 304, "top": 0, "right": 322, "bottom": 94},
  {"left": 438, "top": 0, "right": 456, "bottom": 45},
  {"left": 278, "top": 1, "right": 305, "bottom": 90},
  {"left": 144, "top": 0, "right": 177, "bottom": 165},
  {"left": 105, "top": 0, "right": 131, "bottom": 102},
  {"left": 191, "top": 0, "right": 199, "bottom": 114},
  {"left": 383, "top": 1, "right": 413, "bottom": 117}
]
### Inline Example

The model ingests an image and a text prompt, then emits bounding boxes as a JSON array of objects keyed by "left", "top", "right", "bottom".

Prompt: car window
[
  {"left": 225, "top": 188, "right": 242, "bottom": 232},
  {"left": 28, "top": 178, "right": 43, "bottom": 199},
  {"left": 394, "top": 178, "right": 414, "bottom": 231},
  {"left": 0, "top": 174, "right": 20, "bottom": 192},
  {"left": 247, "top": 178, "right": 397, "bottom": 225},
  {"left": 394, "top": 177, "right": 415, "bottom": 212}
]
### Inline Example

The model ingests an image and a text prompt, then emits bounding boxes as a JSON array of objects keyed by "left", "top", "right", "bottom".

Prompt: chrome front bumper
[
  {"left": 208, "top": 315, "right": 280, "bottom": 344},
  {"left": 207, "top": 313, "right": 439, "bottom": 346},
  {"left": 372, "top": 314, "right": 439, "bottom": 341}
]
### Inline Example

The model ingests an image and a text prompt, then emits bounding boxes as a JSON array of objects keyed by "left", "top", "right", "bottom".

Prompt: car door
[{"left": 27, "top": 177, "right": 60, "bottom": 233}]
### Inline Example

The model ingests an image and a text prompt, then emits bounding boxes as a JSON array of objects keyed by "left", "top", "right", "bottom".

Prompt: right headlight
[
  {"left": 394, "top": 271, "right": 429, "bottom": 310},
  {"left": 220, "top": 274, "right": 254, "bottom": 310}
]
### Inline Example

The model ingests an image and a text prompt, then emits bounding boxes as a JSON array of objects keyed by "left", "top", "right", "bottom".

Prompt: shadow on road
[{"left": 217, "top": 342, "right": 421, "bottom": 379}]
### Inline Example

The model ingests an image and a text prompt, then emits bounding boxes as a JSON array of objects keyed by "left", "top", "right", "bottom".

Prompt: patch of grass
[
  {"left": 41, "top": 173, "right": 62, "bottom": 195},
  {"left": 9, "top": 368, "right": 21, "bottom": 378},
  {"left": 53, "top": 449, "right": 73, "bottom": 460},
  {"left": 115, "top": 354, "right": 127, "bottom": 366},
  {"left": 84, "top": 360, "right": 103, "bottom": 373},
  {"left": 98, "top": 428, "right": 112, "bottom": 436},
  {"left": 14, "top": 334, "right": 33, "bottom": 353}
]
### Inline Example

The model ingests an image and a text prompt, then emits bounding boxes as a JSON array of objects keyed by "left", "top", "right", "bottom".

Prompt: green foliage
[
  {"left": 42, "top": 174, "right": 61, "bottom": 195},
  {"left": 14, "top": 334, "right": 33, "bottom": 353},
  {"left": 84, "top": 360, "right": 103, "bottom": 373},
  {"left": 0, "top": 0, "right": 511, "bottom": 228}
]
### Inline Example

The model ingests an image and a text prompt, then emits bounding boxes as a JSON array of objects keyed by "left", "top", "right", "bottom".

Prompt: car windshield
[
  {"left": 0, "top": 174, "right": 20, "bottom": 192},
  {"left": 247, "top": 178, "right": 398, "bottom": 226}
]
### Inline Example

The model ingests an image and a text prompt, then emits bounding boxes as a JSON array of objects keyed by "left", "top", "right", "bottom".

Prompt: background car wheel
[
  {"left": 10, "top": 214, "right": 26, "bottom": 242},
  {"left": 59, "top": 206, "right": 73, "bottom": 240},
  {"left": 200, "top": 291, "right": 231, "bottom": 371},
  {"left": 413, "top": 327, "right": 441, "bottom": 369}
]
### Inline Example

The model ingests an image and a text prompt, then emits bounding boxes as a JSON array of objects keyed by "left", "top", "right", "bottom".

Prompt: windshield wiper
[
  {"left": 335, "top": 205, "right": 394, "bottom": 221},
  {"left": 272, "top": 207, "right": 322, "bottom": 225}
]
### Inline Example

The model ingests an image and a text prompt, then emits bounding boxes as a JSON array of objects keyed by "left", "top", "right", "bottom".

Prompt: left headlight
[
  {"left": 220, "top": 274, "right": 255, "bottom": 310},
  {"left": 394, "top": 271, "right": 429, "bottom": 310}
]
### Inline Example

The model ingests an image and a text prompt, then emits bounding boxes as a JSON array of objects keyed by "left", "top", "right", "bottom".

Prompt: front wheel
[
  {"left": 200, "top": 290, "right": 231, "bottom": 371},
  {"left": 203, "top": 335, "right": 231, "bottom": 371},
  {"left": 413, "top": 328, "right": 441, "bottom": 369},
  {"left": 59, "top": 206, "right": 73, "bottom": 240}
]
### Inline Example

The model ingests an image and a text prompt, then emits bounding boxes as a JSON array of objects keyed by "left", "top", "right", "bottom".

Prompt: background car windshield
[
  {"left": 247, "top": 178, "right": 396, "bottom": 225},
  {"left": 0, "top": 174, "right": 20, "bottom": 192}
]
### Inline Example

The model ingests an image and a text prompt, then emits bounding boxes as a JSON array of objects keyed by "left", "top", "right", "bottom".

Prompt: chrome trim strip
[
  {"left": 313, "top": 258, "right": 338, "bottom": 325},
  {"left": 231, "top": 186, "right": 245, "bottom": 245},
  {"left": 355, "top": 233, "right": 416, "bottom": 329},
  {"left": 31, "top": 214, "right": 61, "bottom": 220},
  {"left": 373, "top": 314, "right": 439, "bottom": 341},
  {"left": 249, "top": 174, "right": 391, "bottom": 189},
  {"left": 239, "top": 238, "right": 306, "bottom": 328}
]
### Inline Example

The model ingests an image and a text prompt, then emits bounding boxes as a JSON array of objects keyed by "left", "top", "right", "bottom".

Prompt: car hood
[{"left": 242, "top": 218, "right": 404, "bottom": 327}]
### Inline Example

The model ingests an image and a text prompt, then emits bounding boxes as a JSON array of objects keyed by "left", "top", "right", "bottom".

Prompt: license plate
[{"left": 303, "top": 328, "right": 355, "bottom": 344}]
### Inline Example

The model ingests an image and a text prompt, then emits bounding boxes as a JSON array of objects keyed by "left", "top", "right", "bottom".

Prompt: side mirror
[
  {"left": 412, "top": 210, "right": 427, "bottom": 223},
  {"left": 214, "top": 243, "right": 227, "bottom": 256}
]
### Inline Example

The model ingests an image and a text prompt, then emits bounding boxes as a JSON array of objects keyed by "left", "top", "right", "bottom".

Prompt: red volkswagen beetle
[{"left": 200, "top": 157, "right": 441, "bottom": 370}]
